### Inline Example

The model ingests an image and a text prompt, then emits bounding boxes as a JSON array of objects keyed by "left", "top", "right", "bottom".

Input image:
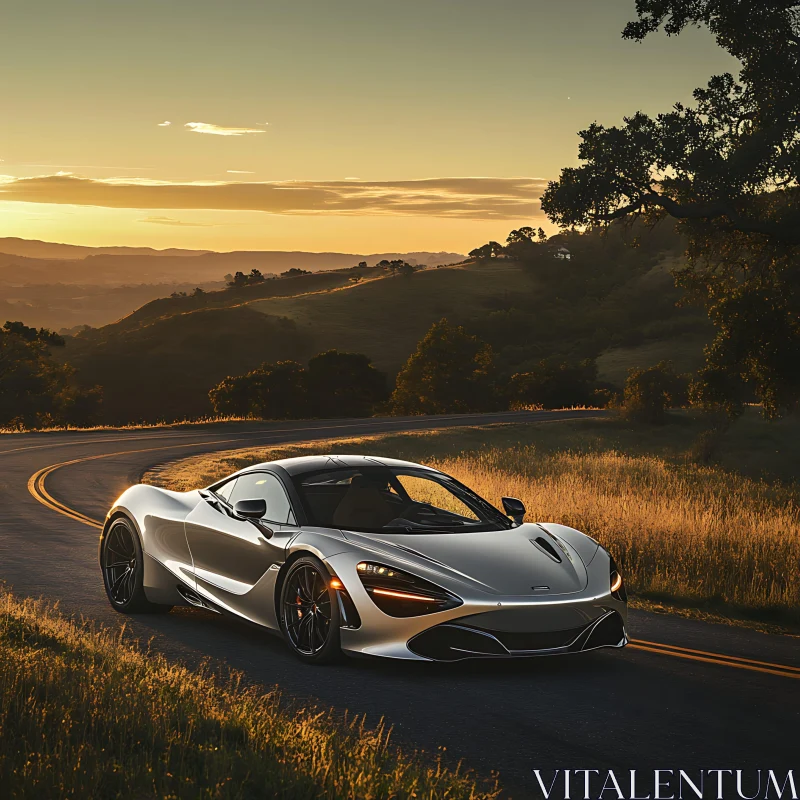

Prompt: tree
[
  {"left": 0, "top": 321, "right": 101, "bottom": 428},
  {"left": 209, "top": 351, "right": 388, "bottom": 420},
  {"left": 381, "top": 259, "right": 414, "bottom": 277},
  {"left": 505, "top": 227, "right": 550, "bottom": 260},
  {"left": 209, "top": 361, "right": 308, "bottom": 419},
  {"left": 228, "top": 271, "right": 248, "bottom": 288},
  {"left": 281, "top": 268, "right": 311, "bottom": 277},
  {"left": 622, "top": 361, "right": 690, "bottom": 424},
  {"left": 469, "top": 241, "right": 505, "bottom": 260},
  {"left": 396, "top": 262, "right": 416, "bottom": 278},
  {"left": 541, "top": 0, "right": 800, "bottom": 417},
  {"left": 506, "top": 227, "right": 536, "bottom": 246},
  {"left": 306, "top": 350, "right": 388, "bottom": 417},
  {"left": 509, "top": 360, "right": 598, "bottom": 409},
  {"left": 248, "top": 268, "right": 265, "bottom": 284},
  {"left": 390, "top": 319, "right": 500, "bottom": 415}
]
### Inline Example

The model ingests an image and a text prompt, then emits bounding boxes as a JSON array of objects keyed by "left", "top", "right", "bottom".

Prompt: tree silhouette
[
  {"left": 541, "top": 1, "right": 800, "bottom": 416},
  {"left": 391, "top": 319, "right": 500, "bottom": 414},
  {"left": 209, "top": 361, "right": 308, "bottom": 419},
  {"left": 509, "top": 360, "right": 598, "bottom": 410},
  {"left": 307, "top": 350, "right": 388, "bottom": 417},
  {"left": 622, "top": 361, "right": 690, "bottom": 424},
  {"left": 469, "top": 242, "right": 504, "bottom": 261},
  {"left": 209, "top": 351, "right": 388, "bottom": 420},
  {"left": 0, "top": 321, "right": 101, "bottom": 428}
]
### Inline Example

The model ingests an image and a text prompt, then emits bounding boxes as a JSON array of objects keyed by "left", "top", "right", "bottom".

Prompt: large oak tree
[{"left": 541, "top": 0, "right": 800, "bottom": 416}]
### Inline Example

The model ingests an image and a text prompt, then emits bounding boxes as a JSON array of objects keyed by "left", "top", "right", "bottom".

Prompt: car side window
[
  {"left": 214, "top": 478, "right": 237, "bottom": 502},
  {"left": 228, "top": 472, "right": 295, "bottom": 525}
]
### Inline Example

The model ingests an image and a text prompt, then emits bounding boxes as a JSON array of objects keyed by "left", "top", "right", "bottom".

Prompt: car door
[{"left": 184, "top": 471, "right": 297, "bottom": 596}]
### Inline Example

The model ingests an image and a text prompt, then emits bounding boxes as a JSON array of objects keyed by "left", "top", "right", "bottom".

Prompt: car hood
[{"left": 341, "top": 523, "right": 588, "bottom": 596}]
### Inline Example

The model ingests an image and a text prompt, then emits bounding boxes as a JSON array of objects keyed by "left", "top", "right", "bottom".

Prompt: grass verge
[
  {"left": 0, "top": 590, "right": 499, "bottom": 799},
  {"left": 145, "top": 412, "right": 800, "bottom": 630}
]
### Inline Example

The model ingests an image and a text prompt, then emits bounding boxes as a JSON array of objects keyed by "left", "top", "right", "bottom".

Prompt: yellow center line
[
  {"left": 629, "top": 643, "right": 800, "bottom": 680},
  {"left": 24, "top": 418, "right": 798, "bottom": 682},
  {"left": 631, "top": 638, "right": 800, "bottom": 673},
  {"left": 25, "top": 416, "right": 510, "bottom": 528}
]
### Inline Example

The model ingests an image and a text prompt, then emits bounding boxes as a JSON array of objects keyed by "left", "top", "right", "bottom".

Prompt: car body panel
[{"left": 102, "top": 455, "right": 628, "bottom": 661}]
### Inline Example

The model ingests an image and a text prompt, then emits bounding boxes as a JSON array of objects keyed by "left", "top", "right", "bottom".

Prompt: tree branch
[{"left": 593, "top": 192, "right": 800, "bottom": 245}]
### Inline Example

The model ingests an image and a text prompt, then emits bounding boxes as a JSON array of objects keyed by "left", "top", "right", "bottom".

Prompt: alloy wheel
[
  {"left": 283, "top": 563, "right": 333, "bottom": 656},
  {"left": 103, "top": 521, "right": 138, "bottom": 606}
]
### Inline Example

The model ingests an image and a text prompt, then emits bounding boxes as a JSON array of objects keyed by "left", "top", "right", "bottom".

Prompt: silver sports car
[{"left": 100, "top": 455, "right": 628, "bottom": 663}]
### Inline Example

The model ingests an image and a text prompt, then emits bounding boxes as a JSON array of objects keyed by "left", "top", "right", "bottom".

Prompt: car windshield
[{"left": 292, "top": 465, "right": 511, "bottom": 534}]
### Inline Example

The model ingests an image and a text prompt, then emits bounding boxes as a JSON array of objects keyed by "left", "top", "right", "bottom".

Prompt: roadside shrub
[
  {"left": 209, "top": 351, "right": 388, "bottom": 420},
  {"left": 623, "top": 361, "right": 690, "bottom": 424},
  {"left": 508, "top": 359, "right": 597, "bottom": 409},
  {"left": 391, "top": 318, "right": 501, "bottom": 415}
]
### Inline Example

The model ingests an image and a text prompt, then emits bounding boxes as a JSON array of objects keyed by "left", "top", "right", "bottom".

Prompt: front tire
[
  {"left": 100, "top": 516, "right": 172, "bottom": 614},
  {"left": 279, "top": 555, "right": 341, "bottom": 664}
]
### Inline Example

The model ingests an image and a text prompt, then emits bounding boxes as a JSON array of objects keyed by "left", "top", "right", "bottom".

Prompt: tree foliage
[
  {"left": 623, "top": 361, "right": 690, "bottom": 424},
  {"left": 468, "top": 242, "right": 504, "bottom": 261},
  {"left": 0, "top": 321, "right": 101, "bottom": 429},
  {"left": 209, "top": 361, "right": 308, "bottom": 419},
  {"left": 509, "top": 360, "right": 599, "bottom": 410},
  {"left": 390, "top": 319, "right": 500, "bottom": 415},
  {"left": 209, "top": 350, "right": 388, "bottom": 420},
  {"left": 306, "top": 350, "right": 388, "bottom": 417},
  {"left": 227, "top": 269, "right": 268, "bottom": 288},
  {"left": 541, "top": 0, "right": 800, "bottom": 417}
]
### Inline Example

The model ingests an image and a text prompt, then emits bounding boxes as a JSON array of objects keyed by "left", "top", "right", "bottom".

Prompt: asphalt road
[{"left": 2, "top": 410, "right": 798, "bottom": 799}]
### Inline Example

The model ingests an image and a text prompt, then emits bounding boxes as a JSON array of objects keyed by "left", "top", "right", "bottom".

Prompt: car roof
[{"left": 240, "top": 454, "right": 438, "bottom": 477}]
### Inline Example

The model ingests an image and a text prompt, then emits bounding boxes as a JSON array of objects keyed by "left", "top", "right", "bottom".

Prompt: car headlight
[
  {"left": 609, "top": 556, "right": 627, "bottom": 602},
  {"left": 356, "top": 562, "right": 462, "bottom": 617}
]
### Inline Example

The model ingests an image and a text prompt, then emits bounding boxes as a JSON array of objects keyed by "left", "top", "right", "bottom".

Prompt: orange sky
[{"left": 0, "top": 0, "right": 736, "bottom": 254}]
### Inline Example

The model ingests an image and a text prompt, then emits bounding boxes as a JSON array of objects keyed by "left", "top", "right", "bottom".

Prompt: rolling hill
[
  {"left": 0, "top": 238, "right": 464, "bottom": 286},
  {"left": 249, "top": 261, "right": 536, "bottom": 373},
  {"left": 56, "top": 225, "right": 711, "bottom": 424}
]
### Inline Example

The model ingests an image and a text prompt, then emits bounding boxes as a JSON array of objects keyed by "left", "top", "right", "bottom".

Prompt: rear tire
[
  {"left": 100, "top": 516, "right": 172, "bottom": 614},
  {"left": 279, "top": 555, "right": 341, "bottom": 664}
]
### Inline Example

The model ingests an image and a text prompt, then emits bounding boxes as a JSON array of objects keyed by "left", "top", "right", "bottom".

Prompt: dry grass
[
  {"left": 0, "top": 415, "right": 254, "bottom": 435},
  {"left": 438, "top": 448, "right": 800, "bottom": 620},
  {"left": 0, "top": 590, "right": 498, "bottom": 799},
  {"left": 145, "top": 420, "right": 800, "bottom": 624}
]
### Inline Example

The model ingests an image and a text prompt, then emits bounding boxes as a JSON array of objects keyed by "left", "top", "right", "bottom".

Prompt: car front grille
[{"left": 407, "top": 611, "right": 625, "bottom": 661}]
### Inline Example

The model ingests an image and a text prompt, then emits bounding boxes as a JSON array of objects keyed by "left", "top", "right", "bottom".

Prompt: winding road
[{"left": 2, "top": 411, "right": 798, "bottom": 798}]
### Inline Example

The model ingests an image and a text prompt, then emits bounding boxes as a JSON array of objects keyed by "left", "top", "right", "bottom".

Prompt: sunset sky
[{"left": 0, "top": 0, "right": 736, "bottom": 254}]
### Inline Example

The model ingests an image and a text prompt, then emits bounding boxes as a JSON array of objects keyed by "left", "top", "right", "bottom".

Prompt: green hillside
[
  {"left": 59, "top": 223, "right": 713, "bottom": 424},
  {"left": 249, "top": 261, "right": 535, "bottom": 374},
  {"left": 63, "top": 307, "right": 313, "bottom": 423},
  {"left": 105, "top": 265, "right": 382, "bottom": 335}
]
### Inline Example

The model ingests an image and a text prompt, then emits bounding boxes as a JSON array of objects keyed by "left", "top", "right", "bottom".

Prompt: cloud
[
  {"left": 137, "top": 215, "right": 213, "bottom": 227},
  {"left": 13, "top": 163, "right": 154, "bottom": 171},
  {"left": 227, "top": 170, "right": 255, "bottom": 174},
  {"left": 158, "top": 121, "right": 171, "bottom": 127},
  {"left": 185, "top": 122, "right": 266, "bottom": 136},
  {"left": 0, "top": 174, "right": 548, "bottom": 220}
]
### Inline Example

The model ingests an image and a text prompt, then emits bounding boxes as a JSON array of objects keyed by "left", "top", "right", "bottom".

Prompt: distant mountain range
[{"left": 0, "top": 237, "right": 465, "bottom": 286}]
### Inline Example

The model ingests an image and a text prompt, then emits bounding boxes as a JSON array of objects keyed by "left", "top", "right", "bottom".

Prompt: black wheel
[
  {"left": 279, "top": 556, "right": 341, "bottom": 664},
  {"left": 100, "top": 516, "right": 171, "bottom": 614}
]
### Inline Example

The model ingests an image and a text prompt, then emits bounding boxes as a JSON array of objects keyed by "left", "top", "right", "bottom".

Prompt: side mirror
[
  {"left": 234, "top": 498, "right": 267, "bottom": 519},
  {"left": 502, "top": 496, "right": 526, "bottom": 526}
]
